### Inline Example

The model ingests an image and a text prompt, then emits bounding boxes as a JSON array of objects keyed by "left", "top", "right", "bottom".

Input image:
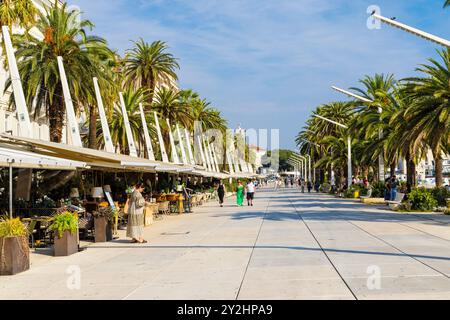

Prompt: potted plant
[
  {"left": 49, "top": 211, "right": 78, "bottom": 257},
  {"left": 0, "top": 217, "right": 30, "bottom": 275},
  {"left": 93, "top": 207, "right": 117, "bottom": 243}
]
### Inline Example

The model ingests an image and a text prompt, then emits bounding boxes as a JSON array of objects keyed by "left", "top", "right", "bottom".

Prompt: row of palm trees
[
  {"left": 296, "top": 2, "right": 450, "bottom": 189},
  {"left": 297, "top": 50, "right": 450, "bottom": 188},
  {"left": 2, "top": 2, "right": 228, "bottom": 163}
]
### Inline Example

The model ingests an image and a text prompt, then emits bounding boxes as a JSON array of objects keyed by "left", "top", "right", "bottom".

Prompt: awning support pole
[{"left": 9, "top": 161, "right": 13, "bottom": 219}]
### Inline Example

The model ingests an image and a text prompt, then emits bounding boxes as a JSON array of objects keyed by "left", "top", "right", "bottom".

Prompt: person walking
[
  {"left": 307, "top": 181, "right": 313, "bottom": 193},
  {"left": 126, "top": 183, "right": 148, "bottom": 244},
  {"left": 315, "top": 181, "right": 320, "bottom": 193},
  {"left": 236, "top": 180, "right": 245, "bottom": 207},
  {"left": 246, "top": 180, "right": 256, "bottom": 206},
  {"left": 384, "top": 177, "right": 391, "bottom": 201},
  {"left": 390, "top": 175, "right": 399, "bottom": 201},
  {"left": 217, "top": 180, "right": 226, "bottom": 207}
]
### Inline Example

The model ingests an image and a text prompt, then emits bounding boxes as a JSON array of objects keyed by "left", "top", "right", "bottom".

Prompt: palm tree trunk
[
  {"left": 406, "top": 154, "right": 416, "bottom": 193},
  {"left": 48, "top": 86, "right": 65, "bottom": 143},
  {"left": 390, "top": 161, "right": 396, "bottom": 177},
  {"left": 434, "top": 151, "right": 444, "bottom": 188},
  {"left": 88, "top": 104, "right": 97, "bottom": 149},
  {"left": 148, "top": 74, "right": 156, "bottom": 107},
  {"left": 363, "top": 166, "right": 369, "bottom": 180}
]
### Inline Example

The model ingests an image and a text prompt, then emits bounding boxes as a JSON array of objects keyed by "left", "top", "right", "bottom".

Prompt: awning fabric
[
  {"left": 0, "top": 145, "right": 87, "bottom": 170},
  {"left": 0, "top": 134, "right": 167, "bottom": 172},
  {"left": 0, "top": 134, "right": 231, "bottom": 177}
]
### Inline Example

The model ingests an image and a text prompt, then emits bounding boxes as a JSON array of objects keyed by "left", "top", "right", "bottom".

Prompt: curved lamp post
[
  {"left": 371, "top": 13, "right": 450, "bottom": 49},
  {"left": 332, "top": 85, "right": 385, "bottom": 181}
]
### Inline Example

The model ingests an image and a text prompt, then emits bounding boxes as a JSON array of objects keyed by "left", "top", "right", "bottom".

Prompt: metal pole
[
  {"left": 308, "top": 155, "right": 312, "bottom": 183},
  {"left": 348, "top": 135, "right": 352, "bottom": 187},
  {"left": 9, "top": 161, "right": 13, "bottom": 219},
  {"left": 378, "top": 107, "right": 385, "bottom": 182}
]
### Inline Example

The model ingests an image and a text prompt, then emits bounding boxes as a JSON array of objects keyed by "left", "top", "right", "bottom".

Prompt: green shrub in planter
[
  {"left": 0, "top": 217, "right": 30, "bottom": 275},
  {"left": 408, "top": 188, "right": 437, "bottom": 212},
  {"left": 371, "top": 182, "right": 385, "bottom": 198},
  {"left": 49, "top": 211, "right": 79, "bottom": 256},
  {"left": 431, "top": 187, "right": 450, "bottom": 207},
  {"left": 49, "top": 211, "right": 78, "bottom": 239},
  {"left": 345, "top": 185, "right": 362, "bottom": 198},
  {"left": 360, "top": 188, "right": 369, "bottom": 196}
]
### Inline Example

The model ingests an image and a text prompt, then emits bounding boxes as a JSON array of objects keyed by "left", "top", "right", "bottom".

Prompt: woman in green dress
[{"left": 236, "top": 180, "right": 245, "bottom": 206}]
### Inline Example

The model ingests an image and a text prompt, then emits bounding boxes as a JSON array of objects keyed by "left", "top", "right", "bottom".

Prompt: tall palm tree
[
  {"left": 350, "top": 74, "right": 397, "bottom": 179},
  {"left": 444, "top": 1, "right": 450, "bottom": 8},
  {"left": 124, "top": 39, "right": 179, "bottom": 106},
  {"left": 299, "top": 102, "right": 355, "bottom": 185},
  {"left": 403, "top": 49, "right": 450, "bottom": 187},
  {"left": 6, "top": 3, "right": 113, "bottom": 143},
  {"left": 152, "top": 87, "right": 193, "bottom": 156},
  {"left": 0, "top": 0, "right": 37, "bottom": 29}
]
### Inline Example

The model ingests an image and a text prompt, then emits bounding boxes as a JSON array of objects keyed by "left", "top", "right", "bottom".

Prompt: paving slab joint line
[
  {"left": 121, "top": 196, "right": 254, "bottom": 300},
  {"left": 235, "top": 195, "right": 272, "bottom": 300},
  {"left": 345, "top": 219, "right": 450, "bottom": 279},
  {"left": 287, "top": 191, "right": 358, "bottom": 300}
]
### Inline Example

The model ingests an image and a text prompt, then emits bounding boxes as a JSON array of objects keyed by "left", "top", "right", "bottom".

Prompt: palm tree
[
  {"left": 298, "top": 102, "right": 355, "bottom": 185},
  {"left": 6, "top": 3, "right": 113, "bottom": 143},
  {"left": 444, "top": 1, "right": 450, "bottom": 8},
  {"left": 0, "top": 0, "right": 37, "bottom": 29},
  {"left": 403, "top": 50, "right": 450, "bottom": 187},
  {"left": 124, "top": 39, "right": 179, "bottom": 106},
  {"left": 350, "top": 74, "right": 397, "bottom": 179},
  {"left": 108, "top": 87, "right": 151, "bottom": 155},
  {"left": 152, "top": 87, "right": 193, "bottom": 157}
]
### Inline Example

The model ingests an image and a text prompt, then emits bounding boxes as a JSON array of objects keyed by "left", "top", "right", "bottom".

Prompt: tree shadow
[{"left": 86, "top": 244, "right": 450, "bottom": 262}]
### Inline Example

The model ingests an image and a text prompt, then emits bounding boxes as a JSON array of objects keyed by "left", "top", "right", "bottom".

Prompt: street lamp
[
  {"left": 290, "top": 156, "right": 304, "bottom": 179},
  {"left": 313, "top": 115, "right": 352, "bottom": 187},
  {"left": 332, "top": 85, "right": 385, "bottom": 181},
  {"left": 371, "top": 13, "right": 450, "bottom": 49},
  {"left": 288, "top": 157, "right": 302, "bottom": 179},
  {"left": 299, "top": 138, "right": 318, "bottom": 183},
  {"left": 331, "top": 86, "right": 373, "bottom": 103},
  {"left": 292, "top": 153, "right": 308, "bottom": 182}
]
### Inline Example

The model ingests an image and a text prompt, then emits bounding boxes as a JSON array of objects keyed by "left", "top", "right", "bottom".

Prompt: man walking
[
  {"left": 390, "top": 175, "right": 399, "bottom": 201},
  {"left": 307, "top": 181, "right": 313, "bottom": 193},
  {"left": 246, "top": 180, "right": 256, "bottom": 206}
]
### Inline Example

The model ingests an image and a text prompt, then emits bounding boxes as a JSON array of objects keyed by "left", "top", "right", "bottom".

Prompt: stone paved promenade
[{"left": 2, "top": 187, "right": 450, "bottom": 300}]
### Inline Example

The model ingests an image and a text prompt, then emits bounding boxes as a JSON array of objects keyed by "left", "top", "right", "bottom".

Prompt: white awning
[{"left": 0, "top": 146, "right": 87, "bottom": 170}]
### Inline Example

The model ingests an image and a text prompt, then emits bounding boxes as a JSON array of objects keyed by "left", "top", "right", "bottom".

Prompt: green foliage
[
  {"left": 263, "top": 149, "right": 294, "bottom": 172},
  {"left": 93, "top": 207, "right": 118, "bottom": 223},
  {"left": 223, "top": 180, "right": 237, "bottom": 193},
  {"left": 408, "top": 188, "right": 438, "bottom": 212},
  {"left": 431, "top": 187, "right": 450, "bottom": 207},
  {"left": 157, "top": 179, "right": 172, "bottom": 193},
  {"left": 344, "top": 185, "right": 361, "bottom": 198},
  {"left": 360, "top": 188, "right": 369, "bottom": 196},
  {"left": 371, "top": 182, "right": 385, "bottom": 198},
  {"left": 0, "top": 217, "right": 28, "bottom": 238},
  {"left": 49, "top": 211, "right": 78, "bottom": 239}
]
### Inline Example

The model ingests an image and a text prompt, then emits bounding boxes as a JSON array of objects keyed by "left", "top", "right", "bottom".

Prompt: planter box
[
  {"left": 0, "top": 236, "right": 30, "bottom": 275},
  {"left": 94, "top": 217, "right": 113, "bottom": 243},
  {"left": 361, "top": 197, "right": 386, "bottom": 205},
  {"left": 54, "top": 230, "right": 78, "bottom": 257}
]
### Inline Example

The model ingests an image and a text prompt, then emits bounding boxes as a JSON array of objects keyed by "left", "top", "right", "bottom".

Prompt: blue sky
[{"left": 68, "top": 0, "right": 450, "bottom": 150}]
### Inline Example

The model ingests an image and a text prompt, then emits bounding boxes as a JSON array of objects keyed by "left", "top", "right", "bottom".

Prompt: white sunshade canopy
[{"left": 0, "top": 146, "right": 87, "bottom": 170}]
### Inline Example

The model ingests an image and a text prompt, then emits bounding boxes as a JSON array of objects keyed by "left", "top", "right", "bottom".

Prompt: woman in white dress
[{"left": 126, "top": 183, "right": 147, "bottom": 244}]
